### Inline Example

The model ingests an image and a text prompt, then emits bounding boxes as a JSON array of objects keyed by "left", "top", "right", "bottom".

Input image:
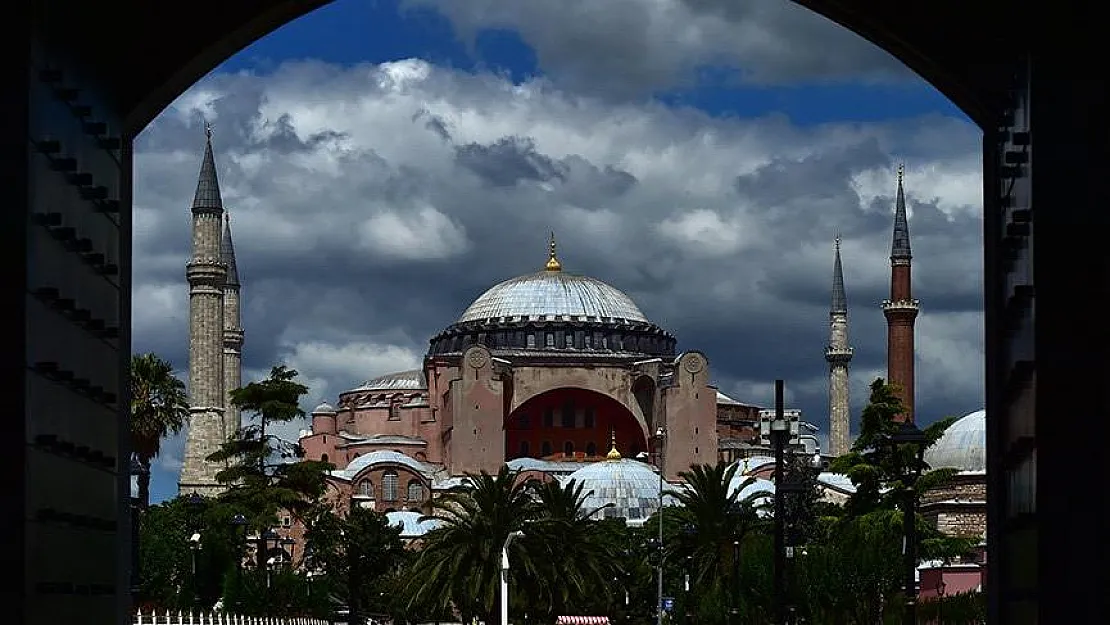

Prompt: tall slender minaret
[
  {"left": 221, "top": 213, "right": 244, "bottom": 439},
  {"left": 826, "top": 235, "right": 853, "bottom": 457},
  {"left": 179, "top": 123, "right": 229, "bottom": 496},
  {"left": 882, "top": 164, "right": 920, "bottom": 422}
]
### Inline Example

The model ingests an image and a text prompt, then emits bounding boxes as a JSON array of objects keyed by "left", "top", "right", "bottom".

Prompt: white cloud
[{"left": 356, "top": 205, "right": 471, "bottom": 260}]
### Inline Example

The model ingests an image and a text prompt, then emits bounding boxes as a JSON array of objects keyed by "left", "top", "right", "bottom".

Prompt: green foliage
[
  {"left": 207, "top": 366, "right": 331, "bottom": 526},
  {"left": 130, "top": 353, "right": 190, "bottom": 507},
  {"left": 917, "top": 591, "right": 987, "bottom": 624},
  {"left": 303, "top": 506, "right": 407, "bottom": 621}
]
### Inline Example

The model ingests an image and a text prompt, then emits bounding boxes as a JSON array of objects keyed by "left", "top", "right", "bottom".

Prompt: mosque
[{"left": 176, "top": 132, "right": 986, "bottom": 552}]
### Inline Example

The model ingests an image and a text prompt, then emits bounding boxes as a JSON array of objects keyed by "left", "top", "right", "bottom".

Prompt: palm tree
[
  {"left": 526, "top": 479, "right": 620, "bottom": 618},
  {"left": 667, "top": 462, "right": 771, "bottom": 620},
  {"left": 130, "top": 353, "right": 190, "bottom": 508},
  {"left": 406, "top": 466, "right": 539, "bottom": 625}
]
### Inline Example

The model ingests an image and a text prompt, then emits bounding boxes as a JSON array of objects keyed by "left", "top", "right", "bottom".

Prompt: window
[
  {"left": 359, "top": 480, "right": 374, "bottom": 498},
  {"left": 389, "top": 401, "right": 401, "bottom": 421},
  {"left": 281, "top": 516, "right": 291, "bottom": 527},
  {"left": 519, "top": 413, "right": 531, "bottom": 429},
  {"left": 584, "top": 408, "right": 595, "bottom": 428},
  {"left": 563, "top": 441, "right": 575, "bottom": 456},
  {"left": 526, "top": 333, "right": 536, "bottom": 348},
  {"left": 519, "top": 441, "right": 530, "bottom": 457},
  {"left": 407, "top": 481, "right": 424, "bottom": 502},
  {"left": 586, "top": 442, "right": 597, "bottom": 457},
  {"left": 561, "top": 402, "right": 575, "bottom": 428},
  {"left": 584, "top": 333, "right": 592, "bottom": 348},
  {"left": 543, "top": 409, "right": 554, "bottom": 428},
  {"left": 541, "top": 441, "right": 553, "bottom": 457},
  {"left": 383, "top": 471, "right": 399, "bottom": 502},
  {"left": 565, "top": 333, "right": 574, "bottom": 349},
  {"left": 321, "top": 453, "right": 329, "bottom": 463},
  {"left": 545, "top": 333, "right": 555, "bottom": 348}
]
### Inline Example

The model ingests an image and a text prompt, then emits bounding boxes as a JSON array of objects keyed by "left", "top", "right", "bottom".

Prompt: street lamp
[
  {"left": 184, "top": 493, "right": 205, "bottom": 605},
  {"left": 767, "top": 380, "right": 790, "bottom": 625},
  {"left": 501, "top": 530, "right": 525, "bottom": 625},
  {"left": 883, "top": 421, "right": 929, "bottom": 625},
  {"left": 654, "top": 425, "right": 667, "bottom": 625}
]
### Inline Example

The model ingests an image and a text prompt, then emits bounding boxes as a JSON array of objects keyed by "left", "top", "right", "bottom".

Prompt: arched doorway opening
[{"left": 505, "top": 388, "right": 647, "bottom": 461}]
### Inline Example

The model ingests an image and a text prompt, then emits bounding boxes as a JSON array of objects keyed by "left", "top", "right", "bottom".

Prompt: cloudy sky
[{"left": 134, "top": 0, "right": 984, "bottom": 503}]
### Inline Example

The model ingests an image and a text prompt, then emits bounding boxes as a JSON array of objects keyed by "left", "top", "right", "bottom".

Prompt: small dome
[
  {"left": 349, "top": 369, "right": 428, "bottom": 393},
  {"left": 312, "top": 402, "right": 337, "bottom": 415},
  {"left": 385, "top": 510, "right": 442, "bottom": 538},
  {"left": 924, "top": 409, "right": 986, "bottom": 472},
  {"left": 565, "top": 459, "right": 668, "bottom": 526},
  {"left": 728, "top": 472, "right": 776, "bottom": 502}
]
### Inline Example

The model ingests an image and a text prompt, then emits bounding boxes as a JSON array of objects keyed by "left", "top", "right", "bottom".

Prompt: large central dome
[
  {"left": 428, "top": 235, "right": 674, "bottom": 359},
  {"left": 457, "top": 234, "right": 648, "bottom": 324},
  {"left": 458, "top": 271, "right": 648, "bottom": 324}
]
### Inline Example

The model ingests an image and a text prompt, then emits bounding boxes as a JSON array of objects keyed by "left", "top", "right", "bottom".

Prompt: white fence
[{"left": 134, "top": 610, "right": 329, "bottom": 625}]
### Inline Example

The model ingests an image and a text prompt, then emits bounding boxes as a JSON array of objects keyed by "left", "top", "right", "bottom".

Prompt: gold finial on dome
[
  {"left": 545, "top": 231, "right": 562, "bottom": 272},
  {"left": 606, "top": 430, "right": 622, "bottom": 460}
]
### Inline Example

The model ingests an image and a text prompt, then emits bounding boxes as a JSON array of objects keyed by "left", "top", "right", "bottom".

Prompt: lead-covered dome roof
[
  {"left": 924, "top": 409, "right": 986, "bottom": 472},
  {"left": 458, "top": 270, "right": 648, "bottom": 324},
  {"left": 565, "top": 453, "right": 673, "bottom": 526}
]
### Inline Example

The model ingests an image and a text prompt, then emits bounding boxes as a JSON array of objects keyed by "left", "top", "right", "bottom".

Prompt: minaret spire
[
  {"left": 545, "top": 231, "right": 562, "bottom": 271},
  {"left": 826, "top": 235, "right": 853, "bottom": 456},
  {"left": 882, "top": 163, "right": 920, "bottom": 422},
  {"left": 180, "top": 123, "right": 229, "bottom": 496},
  {"left": 221, "top": 211, "right": 245, "bottom": 439}
]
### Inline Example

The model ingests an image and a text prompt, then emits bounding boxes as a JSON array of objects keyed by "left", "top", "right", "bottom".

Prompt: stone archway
[{"left": 505, "top": 388, "right": 648, "bottom": 461}]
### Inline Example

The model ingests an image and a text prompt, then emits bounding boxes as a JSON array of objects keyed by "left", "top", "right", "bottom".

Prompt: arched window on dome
[
  {"left": 563, "top": 441, "right": 575, "bottom": 456},
  {"left": 541, "top": 441, "right": 552, "bottom": 457},
  {"left": 526, "top": 333, "right": 536, "bottom": 349},
  {"left": 584, "top": 333, "right": 592, "bottom": 348},
  {"left": 545, "top": 333, "right": 555, "bottom": 348},
  {"left": 585, "top": 442, "right": 597, "bottom": 457},
  {"left": 382, "top": 471, "right": 399, "bottom": 502},
  {"left": 519, "top": 441, "right": 530, "bottom": 457},
  {"left": 564, "top": 333, "right": 574, "bottom": 349},
  {"left": 407, "top": 480, "right": 424, "bottom": 503}
]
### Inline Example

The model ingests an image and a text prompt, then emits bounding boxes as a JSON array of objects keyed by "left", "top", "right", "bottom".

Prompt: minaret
[
  {"left": 179, "top": 123, "right": 228, "bottom": 496},
  {"left": 221, "top": 213, "right": 244, "bottom": 440},
  {"left": 882, "top": 164, "right": 920, "bottom": 422},
  {"left": 826, "top": 235, "right": 854, "bottom": 457}
]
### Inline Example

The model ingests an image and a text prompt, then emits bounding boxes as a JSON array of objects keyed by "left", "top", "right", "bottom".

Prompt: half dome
[
  {"left": 458, "top": 270, "right": 649, "bottom": 324},
  {"left": 565, "top": 458, "right": 667, "bottom": 526},
  {"left": 924, "top": 409, "right": 986, "bottom": 472}
]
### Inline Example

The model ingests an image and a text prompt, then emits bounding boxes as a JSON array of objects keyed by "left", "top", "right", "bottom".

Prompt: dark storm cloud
[
  {"left": 134, "top": 59, "right": 984, "bottom": 475},
  {"left": 455, "top": 136, "right": 568, "bottom": 187},
  {"left": 404, "top": 0, "right": 909, "bottom": 99}
]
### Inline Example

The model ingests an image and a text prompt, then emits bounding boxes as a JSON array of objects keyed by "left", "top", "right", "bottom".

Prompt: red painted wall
[{"left": 505, "top": 387, "right": 647, "bottom": 460}]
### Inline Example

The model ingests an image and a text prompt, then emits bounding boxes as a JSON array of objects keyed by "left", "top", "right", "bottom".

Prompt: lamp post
[
  {"left": 729, "top": 539, "right": 740, "bottom": 625},
  {"left": 501, "top": 530, "right": 525, "bottom": 625},
  {"left": 185, "top": 492, "right": 205, "bottom": 606},
  {"left": 654, "top": 425, "right": 667, "bottom": 625},
  {"left": 767, "top": 380, "right": 789, "bottom": 625},
  {"left": 883, "top": 421, "right": 929, "bottom": 625}
]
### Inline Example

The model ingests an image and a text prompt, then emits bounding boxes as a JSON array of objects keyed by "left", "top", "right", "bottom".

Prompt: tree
[
  {"left": 207, "top": 366, "right": 331, "bottom": 527},
  {"left": 130, "top": 353, "right": 190, "bottom": 508},
  {"left": 665, "top": 462, "right": 772, "bottom": 625},
  {"left": 304, "top": 506, "right": 406, "bottom": 623},
  {"left": 404, "top": 466, "right": 539, "bottom": 625}
]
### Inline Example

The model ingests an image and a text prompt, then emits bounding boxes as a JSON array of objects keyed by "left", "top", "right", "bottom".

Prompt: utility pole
[{"left": 771, "top": 380, "right": 787, "bottom": 625}]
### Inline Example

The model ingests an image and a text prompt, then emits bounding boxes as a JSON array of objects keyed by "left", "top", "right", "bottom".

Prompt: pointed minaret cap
[
  {"left": 606, "top": 431, "right": 622, "bottom": 461},
  {"left": 545, "top": 231, "right": 562, "bottom": 271},
  {"left": 831, "top": 234, "right": 847, "bottom": 315},
  {"left": 221, "top": 213, "right": 240, "bottom": 286},
  {"left": 891, "top": 163, "right": 911, "bottom": 260},
  {"left": 192, "top": 122, "right": 223, "bottom": 211}
]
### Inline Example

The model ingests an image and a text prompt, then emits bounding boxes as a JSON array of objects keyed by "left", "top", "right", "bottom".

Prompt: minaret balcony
[
  {"left": 223, "top": 328, "right": 245, "bottom": 347},
  {"left": 825, "top": 346, "right": 854, "bottom": 363},
  {"left": 881, "top": 298, "right": 920, "bottom": 312}
]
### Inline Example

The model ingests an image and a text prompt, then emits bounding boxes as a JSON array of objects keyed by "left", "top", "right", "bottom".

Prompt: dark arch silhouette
[{"left": 12, "top": 3, "right": 1107, "bottom": 624}]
